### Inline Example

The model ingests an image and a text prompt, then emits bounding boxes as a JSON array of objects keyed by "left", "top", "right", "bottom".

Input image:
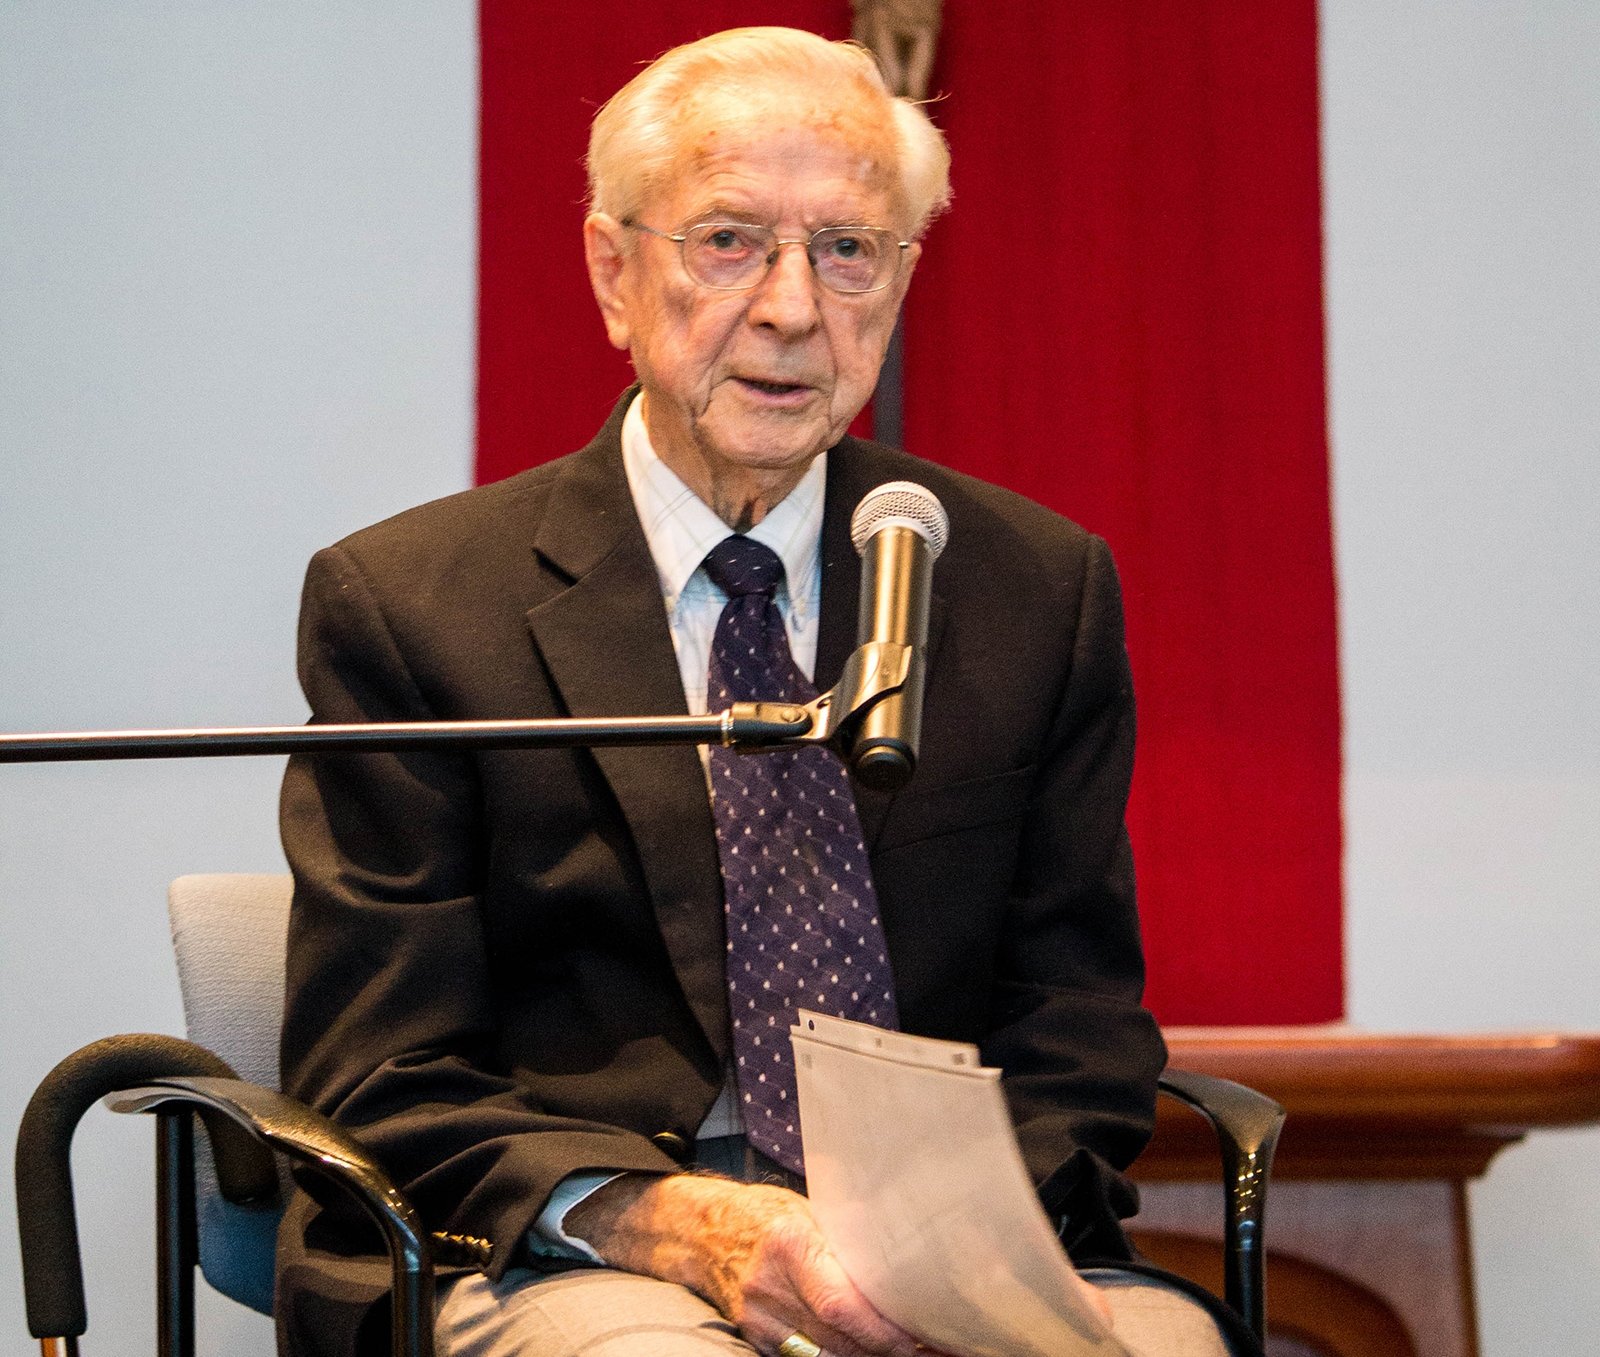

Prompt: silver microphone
[{"left": 847, "top": 482, "right": 949, "bottom": 791}]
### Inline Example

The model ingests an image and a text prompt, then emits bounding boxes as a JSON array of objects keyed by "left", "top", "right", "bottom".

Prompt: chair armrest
[
  {"left": 108, "top": 1074, "right": 438, "bottom": 1357},
  {"left": 15, "top": 1033, "right": 275, "bottom": 1345},
  {"left": 1157, "top": 1066, "right": 1285, "bottom": 1343},
  {"left": 15, "top": 1034, "right": 443, "bottom": 1357}
]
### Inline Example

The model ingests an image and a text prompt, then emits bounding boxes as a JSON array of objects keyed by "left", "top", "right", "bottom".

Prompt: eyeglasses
[{"left": 624, "top": 220, "right": 910, "bottom": 295}]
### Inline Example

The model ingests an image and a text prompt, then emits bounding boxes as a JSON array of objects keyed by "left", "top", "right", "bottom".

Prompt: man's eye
[
  {"left": 819, "top": 231, "right": 879, "bottom": 262},
  {"left": 703, "top": 227, "right": 753, "bottom": 253}
]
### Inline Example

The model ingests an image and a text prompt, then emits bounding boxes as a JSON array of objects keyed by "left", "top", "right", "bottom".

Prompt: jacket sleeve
[
  {"left": 982, "top": 534, "right": 1165, "bottom": 1260},
  {"left": 279, "top": 544, "right": 678, "bottom": 1280}
]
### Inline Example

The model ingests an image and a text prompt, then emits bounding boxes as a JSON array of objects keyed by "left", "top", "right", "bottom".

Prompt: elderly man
[{"left": 278, "top": 26, "right": 1252, "bottom": 1357}]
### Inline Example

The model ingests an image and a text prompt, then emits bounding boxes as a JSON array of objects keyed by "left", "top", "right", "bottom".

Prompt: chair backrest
[{"left": 168, "top": 872, "right": 296, "bottom": 1316}]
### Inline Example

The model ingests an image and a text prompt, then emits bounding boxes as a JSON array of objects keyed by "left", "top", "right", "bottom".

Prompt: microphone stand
[
  {"left": 0, "top": 639, "right": 915, "bottom": 1357},
  {"left": 0, "top": 640, "right": 913, "bottom": 775}
]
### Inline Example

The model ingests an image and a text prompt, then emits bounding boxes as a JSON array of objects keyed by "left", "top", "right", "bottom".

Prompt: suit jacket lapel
[
  {"left": 818, "top": 441, "right": 949, "bottom": 849},
  {"left": 519, "top": 423, "right": 948, "bottom": 1058},
  {"left": 524, "top": 406, "right": 731, "bottom": 1062}
]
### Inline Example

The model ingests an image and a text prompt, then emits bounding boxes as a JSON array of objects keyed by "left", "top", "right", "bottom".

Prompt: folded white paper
[{"left": 791, "top": 1011, "right": 1130, "bottom": 1357}]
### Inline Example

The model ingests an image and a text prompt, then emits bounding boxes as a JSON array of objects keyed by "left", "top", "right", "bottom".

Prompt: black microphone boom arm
[{"left": 0, "top": 642, "right": 912, "bottom": 767}]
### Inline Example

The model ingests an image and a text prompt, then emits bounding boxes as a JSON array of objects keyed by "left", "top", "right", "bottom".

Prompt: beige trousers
[{"left": 435, "top": 1263, "right": 1240, "bottom": 1357}]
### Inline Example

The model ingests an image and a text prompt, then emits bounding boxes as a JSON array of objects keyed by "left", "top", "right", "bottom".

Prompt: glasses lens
[
  {"left": 811, "top": 227, "right": 898, "bottom": 293},
  {"left": 682, "top": 223, "right": 773, "bottom": 288},
  {"left": 676, "top": 223, "right": 902, "bottom": 293}
]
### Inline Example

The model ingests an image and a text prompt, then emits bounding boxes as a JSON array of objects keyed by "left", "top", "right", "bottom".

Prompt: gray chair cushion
[{"left": 168, "top": 872, "right": 294, "bottom": 1315}]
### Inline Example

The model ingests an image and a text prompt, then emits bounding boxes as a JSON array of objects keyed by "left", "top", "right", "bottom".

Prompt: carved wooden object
[
  {"left": 1135, "top": 1029, "right": 1600, "bottom": 1356},
  {"left": 851, "top": 0, "right": 942, "bottom": 100}
]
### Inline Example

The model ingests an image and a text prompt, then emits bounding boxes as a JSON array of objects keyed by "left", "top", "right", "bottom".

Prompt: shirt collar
[{"left": 621, "top": 392, "right": 826, "bottom": 615}]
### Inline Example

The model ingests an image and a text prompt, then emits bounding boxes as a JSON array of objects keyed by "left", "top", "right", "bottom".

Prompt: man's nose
[{"left": 747, "top": 240, "right": 821, "bottom": 334}]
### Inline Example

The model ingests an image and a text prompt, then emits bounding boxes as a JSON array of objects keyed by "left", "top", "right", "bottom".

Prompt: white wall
[
  {"left": 1323, "top": 1, "right": 1600, "bottom": 1352},
  {"left": 0, "top": 4, "right": 476, "bottom": 1351},
  {"left": 3, "top": 3, "right": 1597, "bottom": 1355}
]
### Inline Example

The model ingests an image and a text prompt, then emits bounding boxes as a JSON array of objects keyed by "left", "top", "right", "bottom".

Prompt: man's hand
[{"left": 566, "top": 1173, "right": 956, "bottom": 1357}]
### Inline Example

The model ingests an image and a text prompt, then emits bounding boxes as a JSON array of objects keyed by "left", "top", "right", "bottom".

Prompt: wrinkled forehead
[{"left": 655, "top": 84, "right": 905, "bottom": 219}]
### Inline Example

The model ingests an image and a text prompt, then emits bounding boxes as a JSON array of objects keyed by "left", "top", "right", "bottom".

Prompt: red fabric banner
[{"left": 478, "top": 1, "right": 1342, "bottom": 1024}]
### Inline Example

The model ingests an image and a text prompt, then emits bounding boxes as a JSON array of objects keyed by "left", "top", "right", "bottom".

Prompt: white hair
[{"left": 587, "top": 27, "right": 952, "bottom": 238}]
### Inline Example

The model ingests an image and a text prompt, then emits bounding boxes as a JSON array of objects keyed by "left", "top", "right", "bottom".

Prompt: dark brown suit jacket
[{"left": 276, "top": 393, "right": 1165, "bottom": 1355}]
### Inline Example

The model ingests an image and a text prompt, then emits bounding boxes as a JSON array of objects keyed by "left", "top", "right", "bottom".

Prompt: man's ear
[
  {"left": 583, "top": 213, "right": 633, "bottom": 352},
  {"left": 896, "top": 240, "right": 923, "bottom": 297}
]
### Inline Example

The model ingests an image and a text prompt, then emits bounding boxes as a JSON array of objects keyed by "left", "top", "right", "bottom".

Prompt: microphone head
[{"left": 850, "top": 482, "right": 949, "bottom": 560}]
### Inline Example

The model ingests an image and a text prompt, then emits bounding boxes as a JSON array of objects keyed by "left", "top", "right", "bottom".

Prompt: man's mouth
[{"left": 737, "top": 377, "right": 810, "bottom": 396}]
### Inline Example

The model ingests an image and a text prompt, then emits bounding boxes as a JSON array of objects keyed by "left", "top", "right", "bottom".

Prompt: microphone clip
[{"left": 723, "top": 639, "right": 913, "bottom": 754}]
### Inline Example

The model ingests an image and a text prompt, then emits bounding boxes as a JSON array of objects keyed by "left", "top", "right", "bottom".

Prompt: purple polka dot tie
[{"left": 704, "top": 535, "right": 899, "bottom": 1175}]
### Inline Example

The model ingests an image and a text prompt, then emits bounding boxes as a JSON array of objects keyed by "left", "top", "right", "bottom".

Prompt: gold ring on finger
[{"left": 778, "top": 1334, "right": 823, "bottom": 1357}]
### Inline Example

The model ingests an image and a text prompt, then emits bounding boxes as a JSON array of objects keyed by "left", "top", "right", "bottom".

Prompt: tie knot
[{"left": 703, "top": 535, "right": 785, "bottom": 599}]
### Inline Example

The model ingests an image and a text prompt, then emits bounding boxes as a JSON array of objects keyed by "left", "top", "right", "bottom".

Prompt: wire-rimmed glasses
[{"left": 625, "top": 220, "right": 910, "bottom": 294}]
